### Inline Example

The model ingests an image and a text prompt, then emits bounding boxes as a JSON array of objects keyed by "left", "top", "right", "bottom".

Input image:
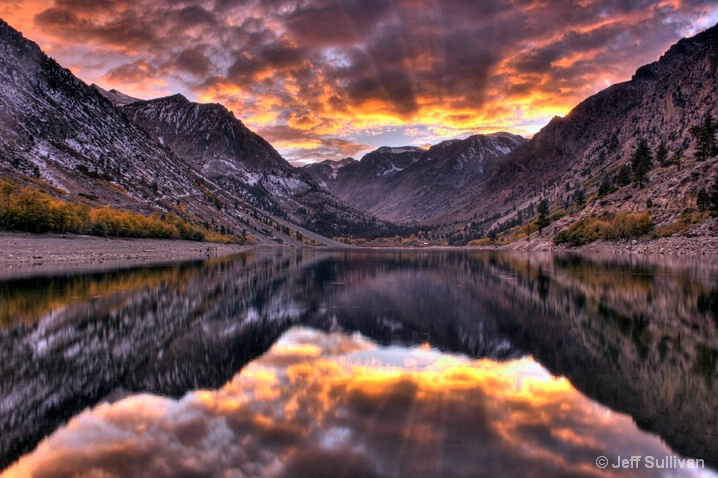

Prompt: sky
[{"left": 1, "top": 1, "right": 718, "bottom": 165}]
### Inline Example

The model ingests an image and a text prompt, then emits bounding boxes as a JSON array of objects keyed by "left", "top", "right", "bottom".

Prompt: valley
[{"left": 1, "top": 18, "right": 717, "bottom": 253}]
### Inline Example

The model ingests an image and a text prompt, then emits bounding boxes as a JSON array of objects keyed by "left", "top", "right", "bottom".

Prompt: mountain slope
[
  {"left": 303, "top": 157, "right": 356, "bottom": 189},
  {"left": 304, "top": 133, "right": 527, "bottom": 224},
  {"left": 0, "top": 18, "right": 377, "bottom": 245},
  {"left": 0, "top": 18, "right": 299, "bottom": 244},
  {"left": 306, "top": 25, "right": 718, "bottom": 242},
  {"left": 119, "top": 94, "right": 390, "bottom": 238},
  {"left": 0, "top": 19, "right": 195, "bottom": 210},
  {"left": 454, "top": 24, "right": 718, "bottom": 239}
]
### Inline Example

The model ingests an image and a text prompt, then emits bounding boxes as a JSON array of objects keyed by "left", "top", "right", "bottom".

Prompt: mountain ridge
[
  {"left": 0, "top": 17, "right": 388, "bottom": 244},
  {"left": 117, "top": 92, "right": 392, "bottom": 238},
  {"left": 304, "top": 132, "right": 527, "bottom": 224},
  {"left": 2, "top": 16, "right": 718, "bottom": 247},
  {"left": 303, "top": 23, "right": 718, "bottom": 244}
]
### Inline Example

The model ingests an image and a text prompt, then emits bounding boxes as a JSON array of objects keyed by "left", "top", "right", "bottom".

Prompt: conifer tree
[
  {"left": 631, "top": 139, "right": 652, "bottom": 187},
  {"left": 698, "top": 176, "right": 718, "bottom": 213},
  {"left": 574, "top": 189, "right": 586, "bottom": 207},
  {"left": 598, "top": 175, "right": 613, "bottom": 196},
  {"left": 710, "top": 175, "right": 718, "bottom": 213},
  {"left": 697, "top": 189, "right": 711, "bottom": 211},
  {"left": 671, "top": 148, "right": 684, "bottom": 169},
  {"left": 616, "top": 164, "right": 633, "bottom": 187},
  {"left": 536, "top": 199, "right": 550, "bottom": 232},
  {"left": 656, "top": 142, "right": 669, "bottom": 166},
  {"left": 691, "top": 113, "right": 718, "bottom": 161}
]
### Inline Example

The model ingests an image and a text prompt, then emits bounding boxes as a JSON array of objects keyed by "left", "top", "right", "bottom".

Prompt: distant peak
[
  {"left": 375, "top": 146, "right": 424, "bottom": 154},
  {"left": 92, "top": 84, "right": 143, "bottom": 106},
  {"left": 164, "top": 93, "right": 190, "bottom": 103}
]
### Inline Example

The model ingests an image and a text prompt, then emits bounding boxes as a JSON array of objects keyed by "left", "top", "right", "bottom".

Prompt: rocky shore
[
  {"left": 1, "top": 228, "right": 717, "bottom": 279},
  {"left": 0, "top": 232, "right": 255, "bottom": 277},
  {"left": 500, "top": 232, "right": 718, "bottom": 255}
]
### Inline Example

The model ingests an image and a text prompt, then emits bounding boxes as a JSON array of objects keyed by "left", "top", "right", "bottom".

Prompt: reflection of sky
[{"left": 3, "top": 327, "right": 715, "bottom": 478}]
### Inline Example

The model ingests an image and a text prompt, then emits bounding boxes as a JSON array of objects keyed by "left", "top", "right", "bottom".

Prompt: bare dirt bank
[{"left": 0, "top": 232, "right": 257, "bottom": 277}]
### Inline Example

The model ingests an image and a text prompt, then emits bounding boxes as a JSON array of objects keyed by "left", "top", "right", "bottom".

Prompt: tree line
[{"left": 0, "top": 179, "right": 208, "bottom": 240}]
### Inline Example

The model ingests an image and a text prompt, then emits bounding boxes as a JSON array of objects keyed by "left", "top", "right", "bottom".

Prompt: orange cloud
[{"left": 1, "top": 0, "right": 717, "bottom": 162}]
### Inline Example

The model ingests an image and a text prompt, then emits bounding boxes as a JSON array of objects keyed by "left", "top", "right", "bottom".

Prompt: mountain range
[
  {"left": 310, "top": 25, "right": 718, "bottom": 242},
  {"left": 304, "top": 133, "right": 527, "bottom": 224},
  {"left": 1, "top": 17, "right": 718, "bottom": 245},
  {"left": 0, "top": 18, "right": 387, "bottom": 246}
]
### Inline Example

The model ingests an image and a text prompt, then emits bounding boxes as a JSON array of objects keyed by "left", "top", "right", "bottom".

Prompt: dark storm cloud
[
  {"left": 35, "top": 5, "right": 161, "bottom": 49},
  {"left": 105, "top": 59, "right": 159, "bottom": 83},
  {"left": 175, "top": 48, "right": 212, "bottom": 76},
  {"left": 54, "top": 0, "right": 120, "bottom": 13}
]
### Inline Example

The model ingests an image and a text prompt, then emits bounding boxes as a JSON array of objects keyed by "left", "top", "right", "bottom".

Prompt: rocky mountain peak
[
  {"left": 92, "top": 84, "right": 142, "bottom": 107},
  {"left": 303, "top": 132, "right": 526, "bottom": 224},
  {"left": 122, "top": 93, "right": 289, "bottom": 173},
  {"left": 119, "top": 91, "right": 390, "bottom": 238},
  {"left": 455, "top": 22, "right": 718, "bottom": 243}
]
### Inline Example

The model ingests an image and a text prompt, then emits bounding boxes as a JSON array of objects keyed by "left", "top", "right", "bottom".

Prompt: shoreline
[
  {"left": 494, "top": 234, "right": 718, "bottom": 255},
  {"left": 1, "top": 231, "right": 717, "bottom": 278},
  {"left": 0, "top": 232, "right": 258, "bottom": 278}
]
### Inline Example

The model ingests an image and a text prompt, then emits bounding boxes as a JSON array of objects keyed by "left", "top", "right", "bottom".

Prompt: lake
[{"left": 1, "top": 249, "right": 717, "bottom": 477}]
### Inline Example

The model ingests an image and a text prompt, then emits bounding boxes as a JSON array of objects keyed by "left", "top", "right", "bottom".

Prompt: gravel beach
[{"left": 0, "top": 232, "right": 256, "bottom": 277}]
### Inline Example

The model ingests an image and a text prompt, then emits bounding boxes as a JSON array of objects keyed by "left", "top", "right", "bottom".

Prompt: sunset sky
[{"left": 2, "top": 1, "right": 718, "bottom": 164}]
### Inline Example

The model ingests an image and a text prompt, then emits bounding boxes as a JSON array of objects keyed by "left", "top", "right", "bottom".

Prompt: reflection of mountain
[
  {"left": 470, "top": 253, "right": 718, "bottom": 468},
  {"left": 1, "top": 251, "right": 717, "bottom": 471},
  {"left": 303, "top": 253, "right": 521, "bottom": 360},
  {"left": 5, "top": 329, "right": 679, "bottom": 478},
  {"left": 0, "top": 252, "right": 313, "bottom": 470},
  {"left": 0, "top": 251, "right": 518, "bottom": 470}
]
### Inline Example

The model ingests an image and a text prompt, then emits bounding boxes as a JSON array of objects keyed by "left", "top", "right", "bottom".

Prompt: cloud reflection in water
[{"left": 2, "top": 327, "right": 706, "bottom": 478}]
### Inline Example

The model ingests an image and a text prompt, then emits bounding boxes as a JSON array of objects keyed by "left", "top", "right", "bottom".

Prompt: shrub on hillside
[
  {"left": 553, "top": 217, "right": 609, "bottom": 246},
  {"left": 0, "top": 178, "right": 237, "bottom": 242},
  {"left": 603, "top": 212, "right": 654, "bottom": 240},
  {"left": 554, "top": 212, "right": 654, "bottom": 246}
]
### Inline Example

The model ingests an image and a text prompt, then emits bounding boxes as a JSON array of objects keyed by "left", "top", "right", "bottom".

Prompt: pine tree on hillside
[
  {"left": 697, "top": 189, "right": 711, "bottom": 211},
  {"left": 698, "top": 175, "right": 718, "bottom": 214},
  {"left": 691, "top": 113, "right": 718, "bottom": 161},
  {"left": 631, "top": 139, "right": 652, "bottom": 187},
  {"left": 656, "top": 142, "right": 669, "bottom": 166},
  {"left": 616, "top": 164, "right": 633, "bottom": 186},
  {"left": 574, "top": 189, "right": 586, "bottom": 207},
  {"left": 536, "top": 199, "right": 550, "bottom": 232},
  {"left": 710, "top": 175, "right": 718, "bottom": 213},
  {"left": 598, "top": 175, "right": 614, "bottom": 196}
]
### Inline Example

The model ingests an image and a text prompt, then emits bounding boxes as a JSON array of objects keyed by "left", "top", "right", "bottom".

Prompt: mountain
[
  {"left": 305, "top": 25, "right": 718, "bottom": 242},
  {"left": 0, "top": 18, "right": 385, "bottom": 244},
  {"left": 91, "top": 85, "right": 141, "bottom": 106},
  {"left": 0, "top": 19, "right": 196, "bottom": 211},
  {"left": 0, "top": 18, "right": 295, "bottom": 244},
  {"left": 304, "top": 133, "right": 527, "bottom": 224},
  {"left": 115, "top": 92, "right": 390, "bottom": 239},
  {"left": 302, "top": 157, "right": 356, "bottom": 189},
  {"left": 452, "top": 24, "right": 718, "bottom": 240}
]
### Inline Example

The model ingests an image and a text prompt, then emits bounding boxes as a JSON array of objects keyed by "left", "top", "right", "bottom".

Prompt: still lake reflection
[{"left": 1, "top": 250, "right": 717, "bottom": 477}]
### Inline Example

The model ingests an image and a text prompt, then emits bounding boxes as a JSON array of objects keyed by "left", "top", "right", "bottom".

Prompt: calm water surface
[{"left": 0, "top": 250, "right": 717, "bottom": 477}]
